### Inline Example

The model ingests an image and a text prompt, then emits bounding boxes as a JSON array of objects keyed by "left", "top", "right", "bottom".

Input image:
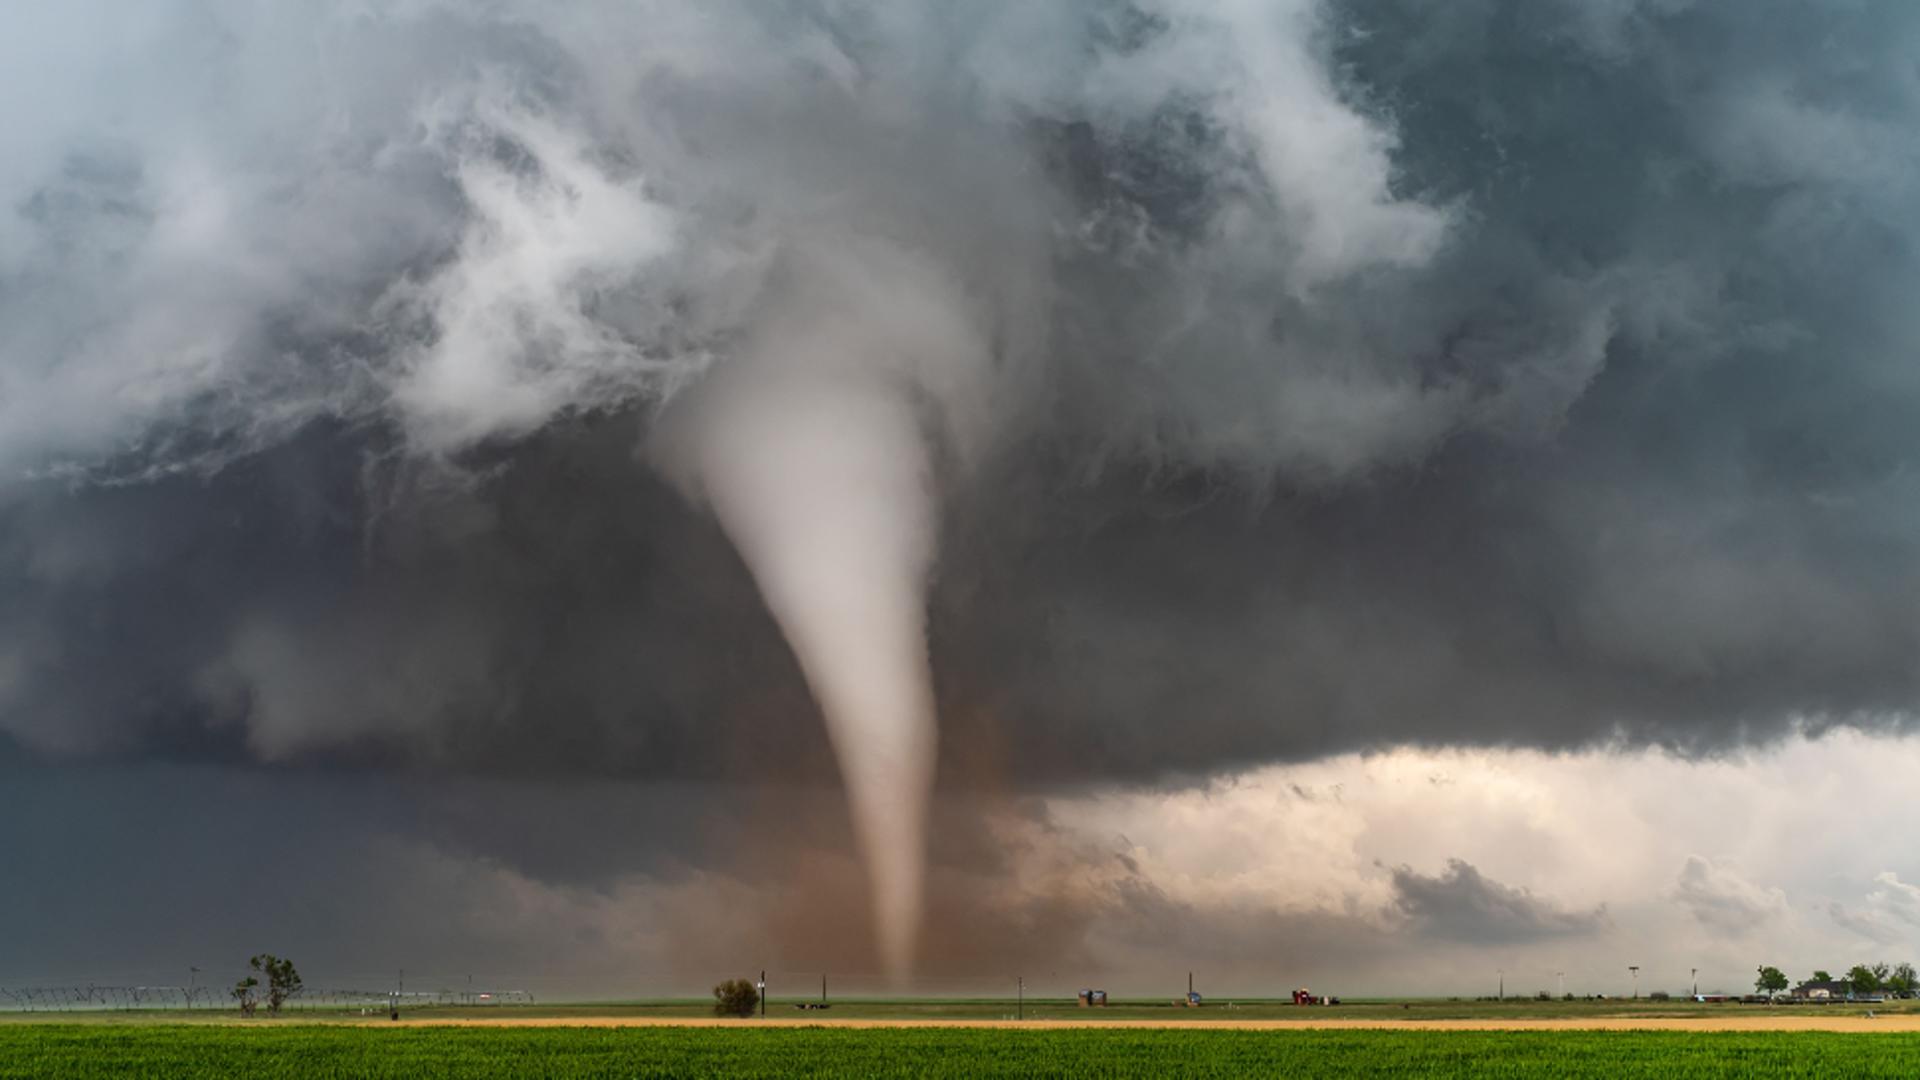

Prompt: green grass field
[{"left": 6, "top": 1025, "right": 1920, "bottom": 1078}]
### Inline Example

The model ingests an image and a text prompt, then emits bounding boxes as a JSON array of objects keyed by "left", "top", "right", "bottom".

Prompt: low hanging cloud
[
  {"left": 1869, "top": 872, "right": 1920, "bottom": 926},
  {"left": 1671, "top": 856, "right": 1790, "bottom": 935},
  {"left": 1827, "top": 902, "right": 1908, "bottom": 948},
  {"left": 12, "top": 735, "right": 1920, "bottom": 995},
  {"left": 1388, "top": 859, "right": 1609, "bottom": 945},
  {"left": 1829, "top": 872, "right": 1920, "bottom": 946}
]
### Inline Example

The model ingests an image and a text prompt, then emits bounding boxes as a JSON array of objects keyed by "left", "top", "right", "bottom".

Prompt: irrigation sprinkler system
[{"left": 0, "top": 985, "right": 535, "bottom": 1013}]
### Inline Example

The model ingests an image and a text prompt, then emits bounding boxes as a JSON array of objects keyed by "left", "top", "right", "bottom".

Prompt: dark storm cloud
[
  {"left": 0, "top": 755, "right": 870, "bottom": 988},
  {"left": 5, "top": 0, "right": 1920, "bottom": 873},
  {"left": 1389, "top": 859, "right": 1607, "bottom": 944},
  {"left": 0, "top": 418, "right": 834, "bottom": 783}
]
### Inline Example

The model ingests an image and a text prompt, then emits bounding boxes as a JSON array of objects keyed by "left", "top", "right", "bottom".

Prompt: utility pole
[
  {"left": 822, "top": 974, "right": 827, "bottom": 1004},
  {"left": 1497, "top": 970, "right": 1504, "bottom": 1001},
  {"left": 1629, "top": 966, "right": 1640, "bottom": 999},
  {"left": 1556, "top": 972, "right": 1565, "bottom": 998},
  {"left": 1017, "top": 976, "right": 1024, "bottom": 1021},
  {"left": 187, "top": 967, "right": 198, "bottom": 1010},
  {"left": 1691, "top": 968, "right": 1698, "bottom": 998},
  {"left": 759, "top": 971, "right": 767, "bottom": 1019}
]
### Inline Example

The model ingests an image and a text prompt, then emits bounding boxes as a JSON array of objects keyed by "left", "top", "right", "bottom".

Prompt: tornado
[{"left": 663, "top": 241, "right": 984, "bottom": 981}]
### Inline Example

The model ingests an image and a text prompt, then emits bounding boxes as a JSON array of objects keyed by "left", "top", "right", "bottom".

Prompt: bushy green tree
[
  {"left": 1812, "top": 970, "right": 1833, "bottom": 983},
  {"left": 232, "top": 976, "right": 259, "bottom": 1017},
  {"left": 712, "top": 978, "right": 760, "bottom": 1018},
  {"left": 249, "top": 955, "right": 303, "bottom": 1015},
  {"left": 1888, "top": 963, "right": 1917, "bottom": 996},
  {"left": 1755, "top": 966, "right": 1788, "bottom": 996},
  {"left": 1847, "top": 964, "right": 1885, "bottom": 995}
]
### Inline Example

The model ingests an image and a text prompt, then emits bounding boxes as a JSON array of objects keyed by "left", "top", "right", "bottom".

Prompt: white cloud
[
  {"left": 389, "top": 88, "right": 689, "bottom": 452},
  {"left": 1116, "top": 0, "right": 1451, "bottom": 289},
  {"left": 1871, "top": 872, "right": 1920, "bottom": 925},
  {"left": 1031, "top": 731, "right": 1920, "bottom": 995}
]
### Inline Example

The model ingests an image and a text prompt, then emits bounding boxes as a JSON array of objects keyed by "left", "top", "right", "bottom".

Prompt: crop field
[{"left": 7, "top": 1025, "right": 1920, "bottom": 1078}]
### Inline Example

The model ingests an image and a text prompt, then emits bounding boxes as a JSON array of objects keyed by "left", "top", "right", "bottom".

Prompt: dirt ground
[{"left": 377, "top": 1015, "right": 1920, "bottom": 1032}]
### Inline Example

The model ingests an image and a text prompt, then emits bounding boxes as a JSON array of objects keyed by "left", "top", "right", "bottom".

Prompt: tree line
[{"left": 1754, "top": 962, "right": 1917, "bottom": 996}]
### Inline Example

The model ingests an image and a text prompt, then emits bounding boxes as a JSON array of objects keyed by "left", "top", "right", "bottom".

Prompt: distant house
[{"left": 1792, "top": 980, "right": 1859, "bottom": 1001}]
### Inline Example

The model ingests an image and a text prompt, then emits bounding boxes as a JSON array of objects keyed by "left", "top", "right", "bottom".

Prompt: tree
[
  {"left": 712, "top": 978, "right": 760, "bottom": 1018},
  {"left": 1812, "top": 970, "right": 1833, "bottom": 983},
  {"left": 249, "top": 954, "right": 303, "bottom": 1015},
  {"left": 232, "top": 976, "right": 259, "bottom": 1017},
  {"left": 1889, "top": 963, "right": 1917, "bottom": 997},
  {"left": 1847, "top": 964, "right": 1884, "bottom": 995},
  {"left": 1755, "top": 966, "right": 1788, "bottom": 997}
]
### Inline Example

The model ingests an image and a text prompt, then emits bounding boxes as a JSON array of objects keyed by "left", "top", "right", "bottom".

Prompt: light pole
[
  {"left": 1629, "top": 966, "right": 1640, "bottom": 999},
  {"left": 1691, "top": 968, "right": 1698, "bottom": 999},
  {"left": 1497, "top": 970, "right": 1503, "bottom": 1001},
  {"left": 187, "top": 967, "right": 199, "bottom": 1010},
  {"left": 1017, "top": 976, "right": 1024, "bottom": 1021},
  {"left": 758, "top": 971, "right": 767, "bottom": 1019}
]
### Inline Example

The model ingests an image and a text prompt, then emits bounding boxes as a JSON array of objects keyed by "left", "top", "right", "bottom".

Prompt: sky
[{"left": 6, "top": 0, "right": 1920, "bottom": 999}]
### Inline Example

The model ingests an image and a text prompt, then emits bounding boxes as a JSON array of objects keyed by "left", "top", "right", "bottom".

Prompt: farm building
[{"left": 1791, "top": 980, "right": 1882, "bottom": 1002}]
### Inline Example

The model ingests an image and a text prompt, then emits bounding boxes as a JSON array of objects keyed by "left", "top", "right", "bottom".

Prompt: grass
[{"left": 7, "top": 1024, "right": 1920, "bottom": 1078}]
